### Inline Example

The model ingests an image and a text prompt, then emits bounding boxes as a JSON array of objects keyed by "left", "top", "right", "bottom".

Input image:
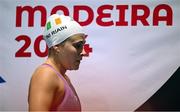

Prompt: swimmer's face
[{"left": 56, "top": 34, "right": 86, "bottom": 70}]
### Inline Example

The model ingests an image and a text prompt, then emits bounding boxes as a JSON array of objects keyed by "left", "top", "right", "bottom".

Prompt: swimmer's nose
[{"left": 80, "top": 48, "right": 86, "bottom": 57}]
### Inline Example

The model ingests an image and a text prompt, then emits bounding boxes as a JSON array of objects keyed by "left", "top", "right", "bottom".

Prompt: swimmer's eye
[{"left": 73, "top": 42, "right": 83, "bottom": 49}]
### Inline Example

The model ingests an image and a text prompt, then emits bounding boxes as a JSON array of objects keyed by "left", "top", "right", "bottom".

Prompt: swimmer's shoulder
[{"left": 30, "top": 65, "right": 64, "bottom": 92}]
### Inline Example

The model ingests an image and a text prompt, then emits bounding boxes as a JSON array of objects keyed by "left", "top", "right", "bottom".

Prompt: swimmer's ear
[{"left": 53, "top": 45, "right": 61, "bottom": 54}]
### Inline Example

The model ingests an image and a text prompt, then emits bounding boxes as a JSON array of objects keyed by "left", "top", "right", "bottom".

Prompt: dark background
[{"left": 136, "top": 67, "right": 180, "bottom": 111}]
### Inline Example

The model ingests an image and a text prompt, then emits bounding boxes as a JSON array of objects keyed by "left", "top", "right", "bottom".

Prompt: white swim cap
[{"left": 43, "top": 14, "right": 85, "bottom": 48}]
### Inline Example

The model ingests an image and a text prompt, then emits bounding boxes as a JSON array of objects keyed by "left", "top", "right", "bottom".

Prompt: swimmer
[{"left": 28, "top": 14, "right": 87, "bottom": 111}]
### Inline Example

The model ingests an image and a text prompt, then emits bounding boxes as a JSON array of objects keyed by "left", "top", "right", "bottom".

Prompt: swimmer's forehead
[{"left": 68, "top": 34, "right": 86, "bottom": 43}]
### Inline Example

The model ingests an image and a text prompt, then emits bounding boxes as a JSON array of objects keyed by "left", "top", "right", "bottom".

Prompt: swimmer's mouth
[{"left": 76, "top": 58, "right": 82, "bottom": 63}]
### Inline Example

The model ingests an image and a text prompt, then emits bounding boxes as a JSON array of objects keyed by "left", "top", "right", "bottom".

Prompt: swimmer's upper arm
[{"left": 28, "top": 67, "right": 57, "bottom": 111}]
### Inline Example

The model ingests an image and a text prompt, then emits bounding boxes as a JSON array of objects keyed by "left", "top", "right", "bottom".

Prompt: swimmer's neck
[{"left": 45, "top": 57, "right": 66, "bottom": 76}]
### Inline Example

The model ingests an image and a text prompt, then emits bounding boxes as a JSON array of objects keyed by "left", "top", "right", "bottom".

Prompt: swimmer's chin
[{"left": 68, "top": 66, "right": 80, "bottom": 70}]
